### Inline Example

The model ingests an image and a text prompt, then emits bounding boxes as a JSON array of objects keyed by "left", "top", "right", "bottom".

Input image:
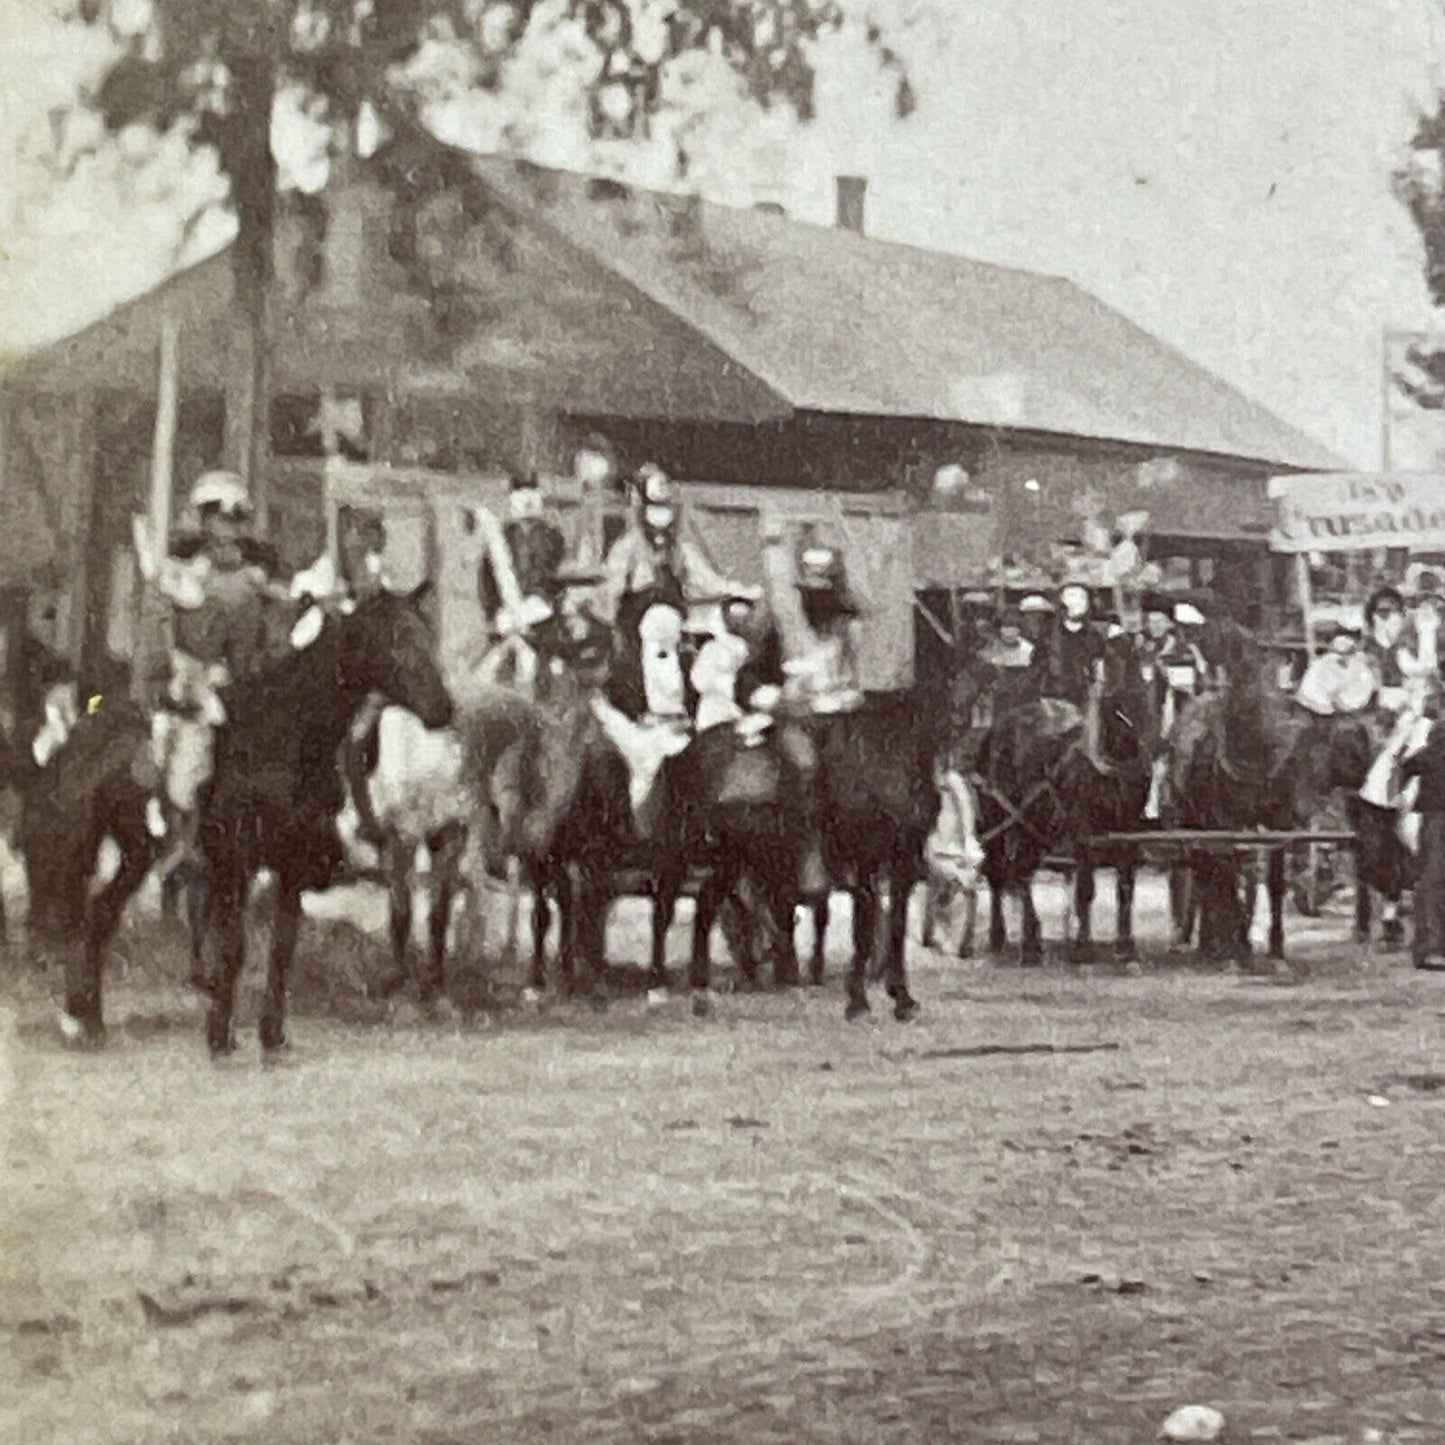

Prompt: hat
[
  {"left": 1365, "top": 585, "right": 1405, "bottom": 621},
  {"left": 1019, "top": 593, "right": 1053, "bottom": 614},
  {"left": 575, "top": 434, "right": 619, "bottom": 488},
  {"left": 635, "top": 464, "right": 675, "bottom": 508},
  {"left": 1405, "top": 562, "right": 1445, "bottom": 598},
  {"left": 1173, "top": 601, "right": 1206, "bottom": 627},
  {"left": 189, "top": 470, "right": 252, "bottom": 517},
  {"left": 509, "top": 471, "right": 541, "bottom": 493},
  {"left": 795, "top": 542, "right": 845, "bottom": 591}
]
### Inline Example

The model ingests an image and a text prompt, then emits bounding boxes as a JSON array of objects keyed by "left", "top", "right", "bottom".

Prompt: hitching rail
[{"left": 1038, "top": 829, "right": 1357, "bottom": 874}]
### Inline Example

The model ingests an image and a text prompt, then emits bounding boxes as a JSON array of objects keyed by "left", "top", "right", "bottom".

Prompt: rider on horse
[
  {"left": 1356, "top": 584, "right": 1441, "bottom": 823},
  {"left": 477, "top": 472, "right": 569, "bottom": 694},
  {"left": 756, "top": 514, "right": 868, "bottom": 897},
  {"left": 597, "top": 465, "right": 761, "bottom": 725},
  {"left": 1140, "top": 592, "right": 1209, "bottom": 736},
  {"left": 132, "top": 470, "right": 291, "bottom": 856},
  {"left": 980, "top": 607, "right": 1037, "bottom": 718}
]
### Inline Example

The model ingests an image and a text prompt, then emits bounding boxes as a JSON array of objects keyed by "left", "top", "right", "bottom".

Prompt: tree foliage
[
  {"left": 1394, "top": 98, "right": 1445, "bottom": 405},
  {"left": 68, "top": 0, "right": 907, "bottom": 310}
]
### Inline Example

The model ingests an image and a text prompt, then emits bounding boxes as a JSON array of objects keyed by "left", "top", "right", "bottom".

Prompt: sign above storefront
[{"left": 1268, "top": 472, "right": 1445, "bottom": 553}]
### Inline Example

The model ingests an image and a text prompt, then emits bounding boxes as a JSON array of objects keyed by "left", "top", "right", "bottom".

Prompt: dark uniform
[
  {"left": 1033, "top": 616, "right": 1104, "bottom": 707},
  {"left": 477, "top": 516, "right": 568, "bottom": 628}
]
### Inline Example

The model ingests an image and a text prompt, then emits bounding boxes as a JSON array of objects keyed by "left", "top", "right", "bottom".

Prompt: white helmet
[{"left": 189, "top": 470, "right": 253, "bottom": 518}]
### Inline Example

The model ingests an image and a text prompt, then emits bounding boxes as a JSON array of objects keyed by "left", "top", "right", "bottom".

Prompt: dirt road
[{"left": 3, "top": 882, "right": 1444, "bottom": 1444}]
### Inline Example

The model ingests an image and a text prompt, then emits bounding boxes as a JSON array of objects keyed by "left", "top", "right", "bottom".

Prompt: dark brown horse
[
  {"left": 59, "top": 587, "right": 453, "bottom": 1052},
  {"left": 1161, "top": 621, "right": 1342, "bottom": 965},
  {"left": 974, "top": 631, "right": 1161, "bottom": 965}
]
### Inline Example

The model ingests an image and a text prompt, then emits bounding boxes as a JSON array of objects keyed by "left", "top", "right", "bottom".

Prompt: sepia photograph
[{"left": 1, "top": 0, "right": 1443, "bottom": 1440}]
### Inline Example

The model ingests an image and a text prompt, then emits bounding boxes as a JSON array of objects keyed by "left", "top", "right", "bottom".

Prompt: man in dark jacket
[
  {"left": 1032, "top": 582, "right": 1104, "bottom": 708},
  {"left": 1400, "top": 683, "right": 1445, "bottom": 969}
]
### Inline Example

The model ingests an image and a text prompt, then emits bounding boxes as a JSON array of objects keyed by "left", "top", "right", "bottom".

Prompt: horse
[
  {"left": 1160, "top": 621, "right": 1340, "bottom": 966},
  {"left": 646, "top": 719, "right": 811, "bottom": 998},
  {"left": 60, "top": 585, "right": 454, "bottom": 1053},
  {"left": 973, "top": 631, "right": 1161, "bottom": 966}
]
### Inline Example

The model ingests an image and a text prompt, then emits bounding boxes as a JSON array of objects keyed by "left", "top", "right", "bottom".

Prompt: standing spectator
[{"left": 1399, "top": 682, "right": 1445, "bottom": 970}]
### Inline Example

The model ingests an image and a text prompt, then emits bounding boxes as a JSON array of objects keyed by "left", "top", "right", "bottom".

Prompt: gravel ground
[{"left": 2, "top": 872, "right": 1443, "bottom": 1445}]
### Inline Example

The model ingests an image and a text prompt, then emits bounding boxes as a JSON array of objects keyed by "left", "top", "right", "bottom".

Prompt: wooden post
[
  {"left": 131, "top": 307, "right": 180, "bottom": 704},
  {"left": 1295, "top": 552, "right": 1316, "bottom": 659},
  {"left": 150, "top": 305, "right": 181, "bottom": 549}
]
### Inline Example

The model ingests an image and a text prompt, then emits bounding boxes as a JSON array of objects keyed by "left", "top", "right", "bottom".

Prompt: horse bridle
[{"left": 969, "top": 737, "right": 1084, "bottom": 850}]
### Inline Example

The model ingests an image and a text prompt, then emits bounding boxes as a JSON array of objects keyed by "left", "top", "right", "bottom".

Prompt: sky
[{"left": 1, "top": 0, "right": 1443, "bottom": 468}]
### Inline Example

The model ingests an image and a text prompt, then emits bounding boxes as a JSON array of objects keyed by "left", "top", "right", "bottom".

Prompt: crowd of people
[{"left": 30, "top": 452, "right": 1445, "bottom": 971}]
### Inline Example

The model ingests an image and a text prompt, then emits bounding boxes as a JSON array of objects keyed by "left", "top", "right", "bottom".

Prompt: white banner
[{"left": 1268, "top": 472, "right": 1445, "bottom": 553}]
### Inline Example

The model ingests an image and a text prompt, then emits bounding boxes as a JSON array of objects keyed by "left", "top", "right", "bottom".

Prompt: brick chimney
[{"left": 835, "top": 175, "right": 867, "bottom": 235}]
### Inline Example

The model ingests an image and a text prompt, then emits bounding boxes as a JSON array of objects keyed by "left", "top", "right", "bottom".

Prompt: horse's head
[
  {"left": 536, "top": 608, "right": 615, "bottom": 701},
  {"left": 346, "top": 583, "right": 454, "bottom": 729}
]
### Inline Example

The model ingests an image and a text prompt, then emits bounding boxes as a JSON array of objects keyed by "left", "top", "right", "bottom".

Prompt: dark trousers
[{"left": 1413, "top": 811, "right": 1445, "bottom": 965}]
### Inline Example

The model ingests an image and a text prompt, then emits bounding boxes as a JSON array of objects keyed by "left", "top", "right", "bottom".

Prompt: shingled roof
[
  {"left": 4, "top": 147, "right": 1343, "bottom": 474},
  {"left": 468, "top": 156, "right": 1345, "bottom": 472}
]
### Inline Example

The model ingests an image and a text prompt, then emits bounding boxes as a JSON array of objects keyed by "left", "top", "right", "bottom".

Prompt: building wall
[{"left": 976, "top": 436, "right": 1275, "bottom": 556}]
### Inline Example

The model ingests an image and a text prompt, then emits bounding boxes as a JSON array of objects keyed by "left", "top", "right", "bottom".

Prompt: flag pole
[{"left": 1381, "top": 325, "right": 1394, "bottom": 474}]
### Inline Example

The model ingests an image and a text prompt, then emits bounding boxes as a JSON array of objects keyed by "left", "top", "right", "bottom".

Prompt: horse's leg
[
  {"left": 921, "top": 876, "right": 942, "bottom": 950},
  {"left": 184, "top": 864, "right": 210, "bottom": 986},
  {"left": 205, "top": 870, "right": 249, "bottom": 1058},
  {"left": 578, "top": 867, "right": 610, "bottom": 1009},
  {"left": 1168, "top": 864, "right": 1189, "bottom": 946},
  {"left": 529, "top": 867, "right": 551, "bottom": 993},
  {"left": 1380, "top": 888, "right": 1405, "bottom": 951},
  {"left": 689, "top": 866, "right": 732, "bottom": 993},
  {"left": 65, "top": 831, "right": 157, "bottom": 1045},
  {"left": 885, "top": 860, "right": 918, "bottom": 1022},
  {"left": 259, "top": 877, "right": 303, "bottom": 1053},
  {"left": 425, "top": 827, "right": 466, "bottom": 1008},
  {"left": 1196, "top": 856, "right": 1230, "bottom": 962},
  {"left": 649, "top": 865, "right": 683, "bottom": 996},
  {"left": 1019, "top": 882, "right": 1043, "bottom": 966},
  {"left": 1267, "top": 846, "right": 1287, "bottom": 965},
  {"left": 987, "top": 877, "right": 1008, "bottom": 955},
  {"left": 556, "top": 865, "right": 580, "bottom": 998},
  {"left": 809, "top": 895, "right": 829, "bottom": 985},
  {"left": 381, "top": 833, "right": 413, "bottom": 999},
  {"left": 502, "top": 856, "right": 523, "bottom": 968},
  {"left": 845, "top": 878, "right": 879, "bottom": 1020},
  {"left": 1116, "top": 848, "right": 1139, "bottom": 964},
  {"left": 160, "top": 865, "right": 180, "bottom": 924},
  {"left": 1073, "top": 851, "right": 1096, "bottom": 963},
  {"left": 1353, "top": 877, "right": 1372, "bottom": 945},
  {"left": 768, "top": 874, "right": 801, "bottom": 989}
]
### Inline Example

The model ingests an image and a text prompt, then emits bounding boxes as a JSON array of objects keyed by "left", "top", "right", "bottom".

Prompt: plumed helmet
[
  {"left": 795, "top": 541, "right": 846, "bottom": 592},
  {"left": 189, "top": 470, "right": 253, "bottom": 518}
]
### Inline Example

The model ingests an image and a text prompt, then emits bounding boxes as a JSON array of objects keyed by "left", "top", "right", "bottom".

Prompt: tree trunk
[{"left": 218, "top": 53, "right": 277, "bottom": 531}]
